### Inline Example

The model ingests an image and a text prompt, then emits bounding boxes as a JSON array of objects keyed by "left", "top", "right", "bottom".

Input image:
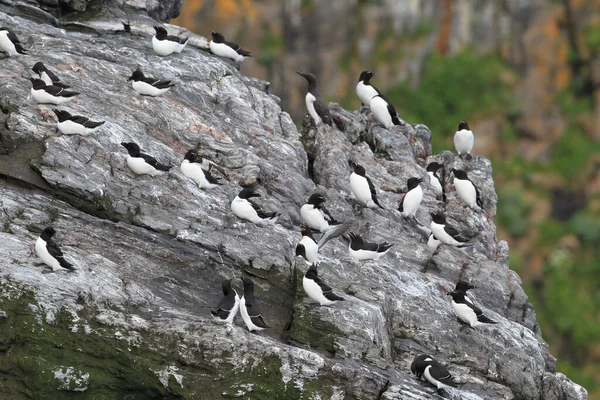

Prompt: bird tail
[
  {"left": 15, "top": 43, "right": 26, "bottom": 54},
  {"left": 257, "top": 210, "right": 279, "bottom": 221},
  {"left": 85, "top": 120, "right": 105, "bottom": 129},
  {"left": 238, "top": 49, "right": 252, "bottom": 57},
  {"left": 325, "top": 292, "right": 345, "bottom": 302},
  {"left": 477, "top": 315, "right": 497, "bottom": 324},
  {"left": 63, "top": 91, "right": 80, "bottom": 98},
  {"left": 59, "top": 259, "right": 76, "bottom": 272},
  {"left": 378, "top": 242, "right": 393, "bottom": 253},
  {"left": 156, "top": 163, "right": 172, "bottom": 172}
]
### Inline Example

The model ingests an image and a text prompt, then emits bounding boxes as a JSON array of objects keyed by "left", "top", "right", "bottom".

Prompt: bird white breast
[
  {"left": 152, "top": 36, "right": 180, "bottom": 57},
  {"left": 224, "top": 294, "right": 240, "bottom": 324},
  {"left": 430, "top": 221, "right": 461, "bottom": 246},
  {"left": 30, "top": 88, "right": 72, "bottom": 105},
  {"left": 451, "top": 300, "right": 479, "bottom": 327},
  {"left": 300, "top": 204, "right": 329, "bottom": 232},
  {"left": 348, "top": 245, "right": 380, "bottom": 261},
  {"left": 428, "top": 172, "right": 443, "bottom": 196},
  {"left": 350, "top": 173, "right": 373, "bottom": 207},
  {"left": 370, "top": 96, "right": 393, "bottom": 128},
  {"left": 180, "top": 160, "right": 210, "bottom": 188},
  {"left": 299, "top": 236, "right": 319, "bottom": 264},
  {"left": 0, "top": 31, "right": 18, "bottom": 56},
  {"left": 356, "top": 81, "right": 378, "bottom": 107},
  {"left": 231, "top": 196, "right": 260, "bottom": 223},
  {"left": 239, "top": 296, "right": 265, "bottom": 332},
  {"left": 40, "top": 71, "right": 54, "bottom": 86},
  {"left": 303, "top": 276, "right": 334, "bottom": 306},
  {"left": 57, "top": 120, "right": 87, "bottom": 135},
  {"left": 423, "top": 365, "right": 450, "bottom": 390},
  {"left": 126, "top": 156, "right": 161, "bottom": 176},
  {"left": 401, "top": 185, "right": 423, "bottom": 217},
  {"left": 131, "top": 80, "right": 170, "bottom": 97},
  {"left": 454, "top": 129, "right": 474, "bottom": 155},
  {"left": 209, "top": 41, "right": 244, "bottom": 63},
  {"left": 305, "top": 92, "right": 322, "bottom": 124},
  {"left": 427, "top": 234, "right": 441, "bottom": 252},
  {"left": 35, "top": 237, "right": 61, "bottom": 271},
  {"left": 454, "top": 178, "right": 478, "bottom": 208}
]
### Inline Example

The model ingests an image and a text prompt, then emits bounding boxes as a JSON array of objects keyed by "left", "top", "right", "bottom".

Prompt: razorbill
[
  {"left": 449, "top": 290, "right": 497, "bottom": 328},
  {"left": 349, "top": 160, "right": 382, "bottom": 208},
  {"left": 451, "top": 169, "right": 482, "bottom": 210},
  {"left": 300, "top": 193, "right": 339, "bottom": 232},
  {"left": 369, "top": 95, "right": 402, "bottom": 128},
  {"left": 297, "top": 72, "right": 332, "bottom": 126},
  {"left": 0, "top": 27, "right": 26, "bottom": 56},
  {"left": 295, "top": 226, "right": 319, "bottom": 264},
  {"left": 427, "top": 233, "right": 441, "bottom": 252},
  {"left": 410, "top": 354, "right": 434, "bottom": 379},
  {"left": 429, "top": 213, "right": 469, "bottom": 247},
  {"left": 426, "top": 162, "right": 444, "bottom": 199},
  {"left": 121, "top": 142, "right": 172, "bottom": 176},
  {"left": 231, "top": 187, "right": 279, "bottom": 224},
  {"left": 423, "top": 359, "right": 458, "bottom": 391},
  {"left": 239, "top": 277, "right": 268, "bottom": 332},
  {"left": 152, "top": 26, "right": 188, "bottom": 56},
  {"left": 454, "top": 281, "right": 475, "bottom": 305},
  {"left": 35, "top": 227, "right": 75, "bottom": 272},
  {"left": 52, "top": 109, "right": 105, "bottom": 135},
  {"left": 209, "top": 31, "right": 251, "bottom": 63},
  {"left": 32, "top": 62, "right": 70, "bottom": 88},
  {"left": 180, "top": 149, "right": 223, "bottom": 189},
  {"left": 453, "top": 120, "right": 474, "bottom": 159},
  {"left": 356, "top": 70, "right": 380, "bottom": 107},
  {"left": 398, "top": 177, "right": 423, "bottom": 218},
  {"left": 211, "top": 279, "right": 240, "bottom": 324},
  {"left": 29, "top": 78, "right": 79, "bottom": 105},
  {"left": 303, "top": 264, "right": 344, "bottom": 306},
  {"left": 128, "top": 68, "right": 175, "bottom": 96},
  {"left": 348, "top": 232, "right": 392, "bottom": 261}
]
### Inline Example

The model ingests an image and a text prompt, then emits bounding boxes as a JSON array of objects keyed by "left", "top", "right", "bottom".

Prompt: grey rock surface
[{"left": 0, "top": 5, "right": 588, "bottom": 400}]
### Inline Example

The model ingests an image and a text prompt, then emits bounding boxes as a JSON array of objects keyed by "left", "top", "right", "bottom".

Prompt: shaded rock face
[{"left": 0, "top": 7, "right": 587, "bottom": 400}]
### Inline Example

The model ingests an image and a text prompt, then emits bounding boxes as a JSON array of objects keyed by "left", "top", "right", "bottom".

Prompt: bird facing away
[
  {"left": 453, "top": 120, "right": 474, "bottom": 159},
  {"left": 348, "top": 232, "right": 392, "bottom": 261},
  {"left": 52, "top": 109, "right": 105, "bottom": 135},
  {"left": 303, "top": 264, "right": 345, "bottom": 306},
  {"left": 449, "top": 290, "right": 497, "bottom": 328},
  {"left": 0, "top": 27, "right": 26, "bottom": 56},
  {"left": 209, "top": 31, "right": 252, "bottom": 63},
  {"left": 398, "top": 177, "right": 424, "bottom": 218},
  {"left": 32, "top": 62, "right": 70, "bottom": 88},
  {"left": 429, "top": 213, "right": 469, "bottom": 247},
  {"left": 426, "top": 162, "right": 444, "bottom": 199},
  {"left": 211, "top": 279, "right": 240, "bottom": 324},
  {"left": 369, "top": 94, "right": 402, "bottom": 128},
  {"left": 451, "top": 169, "right": 483, "bottom": 210},
  {"left": 35, "top": 227, "right": 75, "bottom": 272},
  {"left": 29, "top": 78, "right": 79, "bottom": 105},
  {"left": 300, "top": 193, "right": 340, "bottom": 232},
  {"left": 121, "top": 142, "right": 172, "bottom": 177},
  {"left": 128, "top": 68, "right": 175, "bottom": 97},
  {"left": 231, "top": 187, "right": 279, "bottom": 224},
  {"left": 239, "top": 277, "right": 268, "bottom": 332},
  {"left": 180, "top": 149, "right": 223, "bottom": 189},
  {"left": 152, "top": 26, "right": 188, "bottom": 56},
  {"left": 297, "top": 71, "right": 332, "bottom": 126},
  {"left": 349, "top": 160, "right": 382, "bottom": 208},
  {"left": 356, "top": 70, "right": 381, "bottom": 107}
]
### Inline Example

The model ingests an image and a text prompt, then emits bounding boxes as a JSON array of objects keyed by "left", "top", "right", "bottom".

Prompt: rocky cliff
[{"left": 0, "top": 3, "right": 589, "bottom": 400}]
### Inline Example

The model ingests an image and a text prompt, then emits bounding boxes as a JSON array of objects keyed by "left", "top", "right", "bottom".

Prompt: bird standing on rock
[
  {"left": 0, "top": 27, "right": 26, "bottom": 56},
  {"left": 209, "top": 31, "right": 252, "bottom": 63},
  {"left": 35, "top": 227, "right": 76, "bottom": 272},
  {"left": 297, "top": 71, "right": 332, "bottom": 126},
  {"left": 348, "top": 232, "right": 392, "bottom": 261},
  {"left": 180, "top": 149, "right": 223, "bottom": 189},
  {"left": 302, "top": 264, "right": 345, "bottom": 306},
  {"left": 349, "top": 161, "right": 382, "bottom": 208},
  {"left": 32, "top": 62, "right": 70, "bottom": 88},
  {"left": 231, "top": 186, "right": 279, "bottom": 224},
  {"left": 121, "top": 142, "right": 172, "bottom": 177},
  {"left": 398, "top": 177, "right": 424, "bottom": 218},
  {"left": 211, "top": 279, "right": 240, "bottom": 324},
  {"left": 453, "top": 120, "right": 474, "bottom": 159},
  {"left": 451, "top": 169, "right": 482, "bottom": 211},
  {"left": 356, "top": 70, "right": 380, "bottom": 107},
  {"left": 152, "top": 26, "right": 188, "bottom": 56},
  {"left": 370, "top": 95, "right": 402, "bottom": 128},
  {"left": 239, "top": 277, "right": 268, "bottom": 332}
]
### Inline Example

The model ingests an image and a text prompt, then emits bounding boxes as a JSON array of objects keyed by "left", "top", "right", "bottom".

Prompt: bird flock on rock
[{"left": 3, "top": 21, "right": 495, "bottom": 395}]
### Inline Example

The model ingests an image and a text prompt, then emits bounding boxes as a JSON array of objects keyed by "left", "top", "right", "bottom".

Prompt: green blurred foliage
[{"left": 497, "top": 184, "right": 531, "bottom": 238}]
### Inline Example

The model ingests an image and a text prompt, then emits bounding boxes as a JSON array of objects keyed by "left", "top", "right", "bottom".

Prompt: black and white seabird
[
  {"left": 356, "top": 70, "right": 380, "bottom": 107},
  {"left": 231, "top": 186, "right": 279, "bottom": 224},
  {"left": 453, "top": 120, "right": 474, "bottom": 159},
  {"left": 35, "top": 227, "right": 75, "bottom": 272},
  {"left": 121, "top": 142, "right": 172, "bottom": 177},
  {"left": 297, "top": 72, "right": 332, "bottom": 126},
  {"left": 370, "top": 95, "right": 402, "bottom": 129},
  {"left": 303, "top": 264, "right": 344, "bottom": 306},
  {"left": 427, "top": 233, "right": 441, "bottom": 252},
  {"left": 211, "top": 279, "right": 240, "bottom": 324},
  {"left": 32, "top": 62, "right": 70, "bottom": 89},
  {"left": 423, "top": 360, "right": 458, "bottom": 391},
  {"left": 349, "top": 160, "right": 382, "bottom": 208},
  {"left": 52, "top": 109, "right": 105, "bottom": 135},
  {"left": 449, "top": 290, "right": 497, "bottom": 328},
  {"left": 348, "top": 232, "right": 392, "bottom": 261},
  {"left": 29, "top": 78, "right": 79, "bottom": 105},
  {"left": 426, "top": 162, "right": 444, "bottom": 199},
  {"left": 429, "top": 213, "right": 469, "bottom": 247},
  {"left": 239, "top": 277, "right": 268, "bottom": 332},
  {"left": 209, "top": 31, "right": 252, "bottom": 63},
  {"left": 452, "top": 169, "right": 482, "bottom": 211},
  {"left": 300, "top": 193, "right": 340, "bottom": 232},
  {"left": 152, "top": 26, "right": 188, "bottom": 56},
  {"left": 410, "top": 354, "right": 434, "bottom": 380},
  {"left": 0, "top": 27, "right": 26, "bottom": 56},
  {"left": 398, "top": 177, "right": 423, "bottom": 218},
  {"left": 454, "top": 281, "right": 475, "bottom": 305},
  {"left": 295, "top": 226, "right": 320, "bottom": 264},
  {"left": 128, "top": 68, "right": 175, "bottom": 97},
  {"left": 180, "top": 149, "right": 223, "bottom": 189}
]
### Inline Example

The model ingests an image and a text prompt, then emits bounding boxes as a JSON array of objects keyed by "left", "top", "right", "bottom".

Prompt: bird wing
[
  {"left": 6, "top": 30, "right": 20, "bottom": 43},
  {"left": 224, "top": 40, "right": 251, "bottom": 56},
  {"left": 143, "top": 77, "right": 174, "bottom": 89},
  {"left": 361, "top": 241, "right": 380, "bottom": 252},
  {"left": 314, "top": 98, "right": 332, "bottom": 125},
  {"left": 166, "top": 34, "right": 183, "bottom": 43},
  {"left": 45, "top": 69, "right": 61, "bottom": 83},
  {"left": 444, "top": 225, "right": 466, "bottom": 242},
  {"left": 245, "top": 302, "right": 268, "bottom": 328},
  {"left": 429, "top": 361, "right": 457, "bottom": 387},
  {"left": 317, "top": 221, "right": 351, "bottom": 249},
  {"left": 203, "top": 168, "right": 221, "bottom": 185},
  {"left": 47, "top": 239, "right": 75, "bottom": 270},
  {"left": 211, "top": 295, "right": 234, "bottom": 318},
  {"left": 69, "top": 115, "right": 90, "bottom": 125},
  {"left": 43, "top": 85, "right": 65, "bottom": 96},
  {"left": 139, "top": 152, "right": 159, "bottom": 167},
  {"left": 319, "top": 205, "right": 338, "bottom": 224},
  {"left": 366, "top": 176, "right": 382, "bottom": 207}
]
